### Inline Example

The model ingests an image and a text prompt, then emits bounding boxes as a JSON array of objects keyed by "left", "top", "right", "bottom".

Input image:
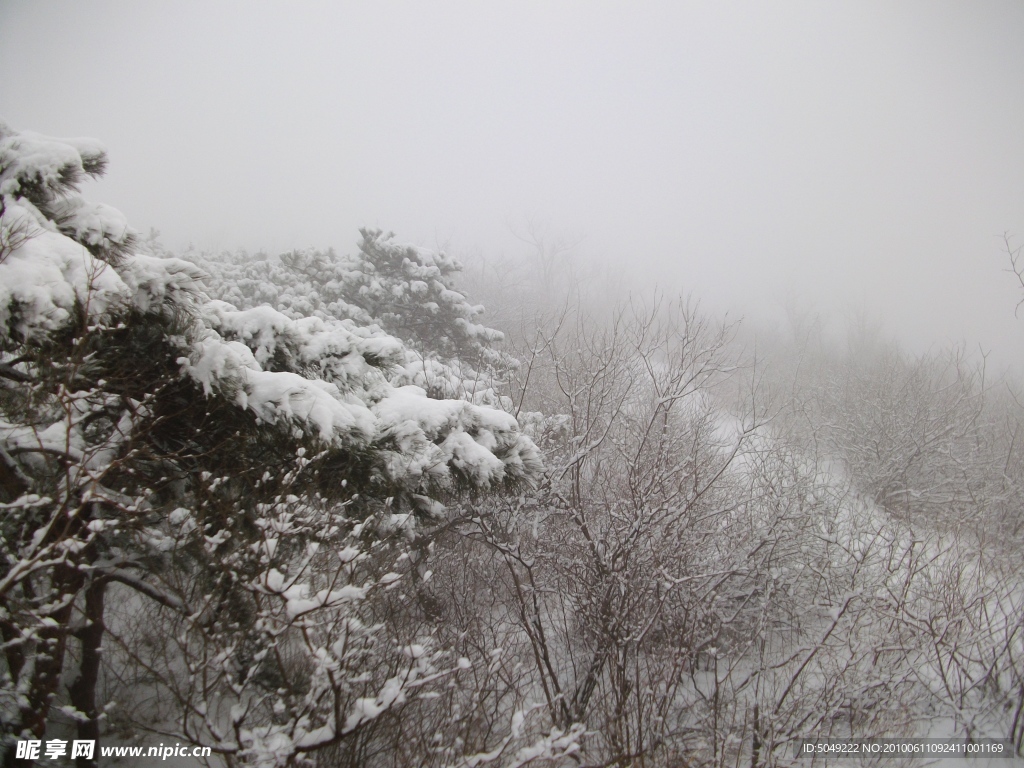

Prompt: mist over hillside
[{"left": 2, "top": 3, "right": 1024, "bottom": 766}]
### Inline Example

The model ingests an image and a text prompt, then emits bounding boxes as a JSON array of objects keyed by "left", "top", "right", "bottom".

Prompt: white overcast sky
[{"left": 2, "top": 1, "right": 1023, "bottom": 367}]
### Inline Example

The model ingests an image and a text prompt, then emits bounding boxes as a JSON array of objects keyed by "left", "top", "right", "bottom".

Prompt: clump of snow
[
  {"left": 0, "top": 203, "right": 127, "bottom": 340},
  {"left": 49, "top": 197, "right": 134, "bottom": 254},
  {"left": 119, "top": 253, "right": 207, "bottom": 313},
  {"left": 0, "top": 123, "right": 105, "bottom": 199}
]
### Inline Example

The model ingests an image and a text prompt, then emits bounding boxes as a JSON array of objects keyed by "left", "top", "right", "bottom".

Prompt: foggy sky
[{"left": 2, "top": 1, "right": 1023, "bottom": 369}]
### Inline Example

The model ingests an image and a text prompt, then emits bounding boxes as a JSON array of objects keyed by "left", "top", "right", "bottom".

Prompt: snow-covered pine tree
[
  {"left": 189, "top": 231, "right": 515, "bottom": 403},
  {"left": 0, "top": 122, "right": 541, "bottom": 766}
]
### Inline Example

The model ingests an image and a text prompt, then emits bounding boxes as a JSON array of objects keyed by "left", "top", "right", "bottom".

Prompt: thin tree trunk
[
  {"left": 750, "top": 704, "right": 761, "bottom": 768},
  {"left": 70, "top": 577, "right": 108, "bottom": 768}
]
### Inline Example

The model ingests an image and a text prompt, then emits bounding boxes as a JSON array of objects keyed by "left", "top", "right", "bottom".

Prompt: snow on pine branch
[
  {"left": 0, "top": 124, "right": 106, "bottom": 201},
  {"left": 0, "top": 121, "right": 540, "bottom": 495},
  {"left": 0, "top": 199, "right": 205, "bottom": 340},
  {"left": 181, "top": 302, "right": 541, "bottom": 488},
  {"left": 187, "top": 231, "right": 517, "bottom": 402},
  {"left": 0, "top": 207, "right": 127, "bottom": 339}
]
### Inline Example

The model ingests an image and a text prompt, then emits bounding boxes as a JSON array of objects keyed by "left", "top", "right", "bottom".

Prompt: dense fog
[{"left": 2, "top": 3, "right": 1024, "bottom": 767}]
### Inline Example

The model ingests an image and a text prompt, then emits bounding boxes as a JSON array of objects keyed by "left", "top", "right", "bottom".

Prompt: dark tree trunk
[
  {"left": 70, "top": 577, "right": 108, "bottom": 768},
  {"left": 25, "top": 562, "right": 81, "bottom": 735}
]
